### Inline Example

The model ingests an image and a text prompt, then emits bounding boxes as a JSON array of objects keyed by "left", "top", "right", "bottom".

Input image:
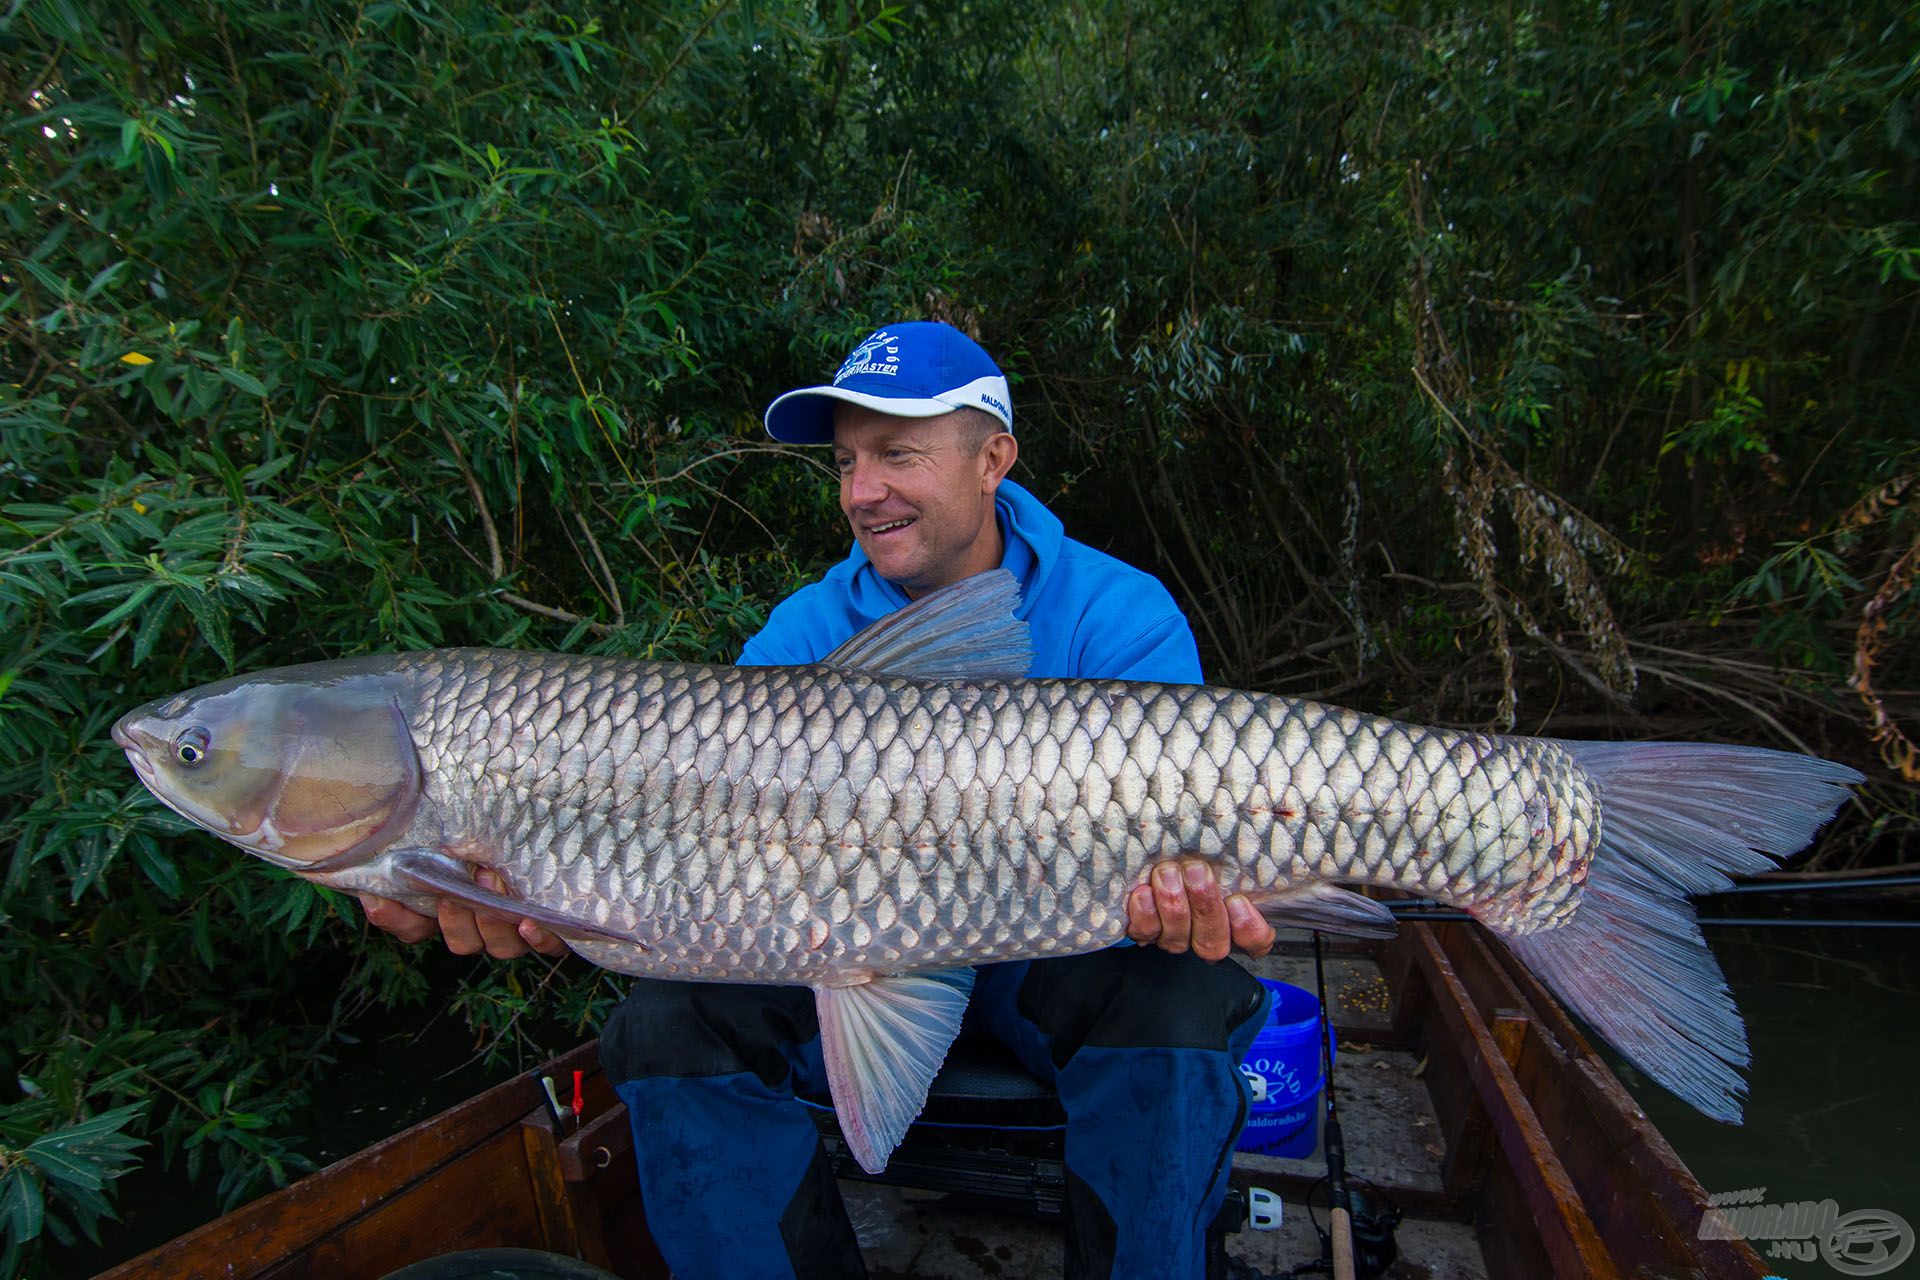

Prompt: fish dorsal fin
[
  {"left": 821, "top": 569, "right": 1032, "bottom": 680},
  {"left": 814, "top": 968, "right": 976, "bottom": 1173},
  {"left": 1256, "top": 883, "right": 1400, "bottom": 939}
]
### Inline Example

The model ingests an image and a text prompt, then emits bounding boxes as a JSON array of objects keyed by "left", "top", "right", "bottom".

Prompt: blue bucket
[{"left": 1236, "top": 978, "right": 1332, "bottom": 1158}]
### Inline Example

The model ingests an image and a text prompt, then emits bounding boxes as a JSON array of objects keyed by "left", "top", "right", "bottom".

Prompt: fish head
[{"left": 112, "top": 667, "right": 422, "bottom": 871}]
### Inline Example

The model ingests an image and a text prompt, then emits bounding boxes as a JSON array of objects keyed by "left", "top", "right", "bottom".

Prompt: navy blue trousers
[{"left": 600, "top": 948, "right": 1269, "bottom": 1280}]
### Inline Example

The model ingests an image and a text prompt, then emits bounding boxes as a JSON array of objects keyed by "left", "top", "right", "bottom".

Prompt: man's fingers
[
  {"left": 1227, "top": 894, "right": 1276, "bottom": 959},
  {"left": 473, "top": 910, "right": 532, "bottom": 960},
  {"left": 1126, "top": 884, "right": 1161, "bottom": 943},
  {"left": 468, "top": 869, "right": 540, "bottom": 959},
  {"left": 364, "top": 871, "right": 561, "bottom": 962},
  {"left": 1150, "top": 862, "right": 1191, "bottom": 953},
  {"left": 1183, "top": 859, "right": 1231, "bottom": 962},
  {"left": 521, "top": 921, "right": 569, "bottom": 958},
  {"left": 1137, "top": 861, "right": 1273, "bottom": 962},
  {"left": 360, "top": 894, "right": 440, "bottom": 944},
  {"left": 433, "top": 902, "right": 557, "bottom": 961},
  {"left": 436, "top": 900, "right": 489, "bottom": 956}
]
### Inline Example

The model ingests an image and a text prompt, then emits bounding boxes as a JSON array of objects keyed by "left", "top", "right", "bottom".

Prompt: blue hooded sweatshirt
[{"left": 737, "top": 478, "right": 1202, "bottom": 683}]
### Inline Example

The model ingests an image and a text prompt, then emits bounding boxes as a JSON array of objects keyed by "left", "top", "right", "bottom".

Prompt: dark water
[{"left": 1611, "top": 924, "right": 1920, "bottom": 1268}]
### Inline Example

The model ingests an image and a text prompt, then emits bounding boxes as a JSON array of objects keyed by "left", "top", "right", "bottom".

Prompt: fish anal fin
[
  {"left": 820, "top": 570, "right": 1032, "bottom": 680},
  {"left": 814, "top": 968, "right": 976, "bottom": 1174},
  {"left": 387, "top": 848, "right": 638, "bottom": 946},
  {"left": 1256, "top": 883, "right": 1399, "bottom": 939}
]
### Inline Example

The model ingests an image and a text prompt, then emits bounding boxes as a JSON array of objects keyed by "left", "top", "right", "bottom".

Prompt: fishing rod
[
  {"left": 1287, "top": 931, "right": 1402, "bottom": 1280},
  {"left": 1313, "top": 929, "right": 1357, "bottom": 1280},
  {"left": 1709, "top": 873, "right": 1920, "bottom": 894},
  {"left": 1385, "top": 910, "right": 1920, "bottom": 927},
  {"left": 1385, "top": 871, "right": 1920, "bottom": 927}
]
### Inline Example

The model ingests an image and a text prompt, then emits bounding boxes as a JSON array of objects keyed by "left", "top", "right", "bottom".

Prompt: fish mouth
[
  {"left": 113, "top": 716, "right": 157, "bottom": 783},
  {"left": 125, "top": 747, "right": 157, "bottom": 788}
]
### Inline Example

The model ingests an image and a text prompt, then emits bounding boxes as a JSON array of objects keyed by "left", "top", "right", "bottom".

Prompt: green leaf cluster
[{"left": 1, "top": 1098, "right": 145, "bottom": 1276}]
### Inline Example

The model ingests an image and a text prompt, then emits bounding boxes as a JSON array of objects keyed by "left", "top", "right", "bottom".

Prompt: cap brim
[{"left": 763, "top": 386, "right": 969, "bottom": 444}]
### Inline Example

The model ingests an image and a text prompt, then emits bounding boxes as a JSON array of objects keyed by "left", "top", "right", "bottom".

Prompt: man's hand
[
  {"left": 1126, "top": 858, "right": 1275, "bottom": 961},
  {"left": 358, "top": 869, "right": 567, "bottom": 960}
]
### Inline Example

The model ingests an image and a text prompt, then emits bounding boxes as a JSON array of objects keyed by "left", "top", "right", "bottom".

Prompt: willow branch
[
  {"left": 496, "top": 590, "right": 614, "bottom": 636},
  {"left": 1637, "top": 661, "right": 1819, "bottom": 758},
  {"left": 574, "top": 513, "right": 625, "bottom": 628},
  {"left": 443, "top": 428, "right": 503, "bottom": 579}
]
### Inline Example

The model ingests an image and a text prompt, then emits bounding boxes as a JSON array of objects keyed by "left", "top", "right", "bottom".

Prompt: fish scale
[{"left": 389, "top": 647, "right": 1588, "bottom": 982}]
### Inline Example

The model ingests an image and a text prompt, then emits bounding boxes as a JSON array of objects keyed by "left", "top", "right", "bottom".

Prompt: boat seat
[
  {"left": 917, "top": 1028, "right": 1066, "bottom": 1128},
  {"left": 797, "top": 1027, "right": 1064, "bottom": 1127},
  {"left": 804, "top": 1028, "right": 1248, "bottom": 1272},
  {"left": 803, "top": 1032, "right": 1074, "bottom": 1221}
]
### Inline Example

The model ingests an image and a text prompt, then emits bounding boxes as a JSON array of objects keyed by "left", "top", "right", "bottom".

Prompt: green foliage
[
  {"left": 0, "top": 1098, "right": 145, "bottom": 1275},
  {"left": 1, "top": 0, "right": 1916, "bottom": 1271},
  {"left": 994, "top": 1, "right": 1920, "bottom": 710},
  {"left": 0, "top": 2, "right": 879, "bottom": 1270}
]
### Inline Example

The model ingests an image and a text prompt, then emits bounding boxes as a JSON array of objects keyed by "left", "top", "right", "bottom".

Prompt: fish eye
[{"left": 174, "top": 726, "right": 212, "bottom": 767}]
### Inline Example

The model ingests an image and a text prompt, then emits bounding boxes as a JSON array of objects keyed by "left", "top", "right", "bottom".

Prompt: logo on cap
[{"left": 834, "top": 331, "right": 900, "bottom": 383}]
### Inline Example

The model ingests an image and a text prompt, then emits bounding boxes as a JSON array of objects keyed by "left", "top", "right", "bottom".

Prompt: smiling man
[{"left": 596, "top": 322, "right": 1277, "bottom": 1280}]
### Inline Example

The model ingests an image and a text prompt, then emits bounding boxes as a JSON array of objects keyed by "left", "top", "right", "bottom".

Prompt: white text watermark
[{"left": 1700, "top": 1188, "right": 1912, "bottom": 1276}]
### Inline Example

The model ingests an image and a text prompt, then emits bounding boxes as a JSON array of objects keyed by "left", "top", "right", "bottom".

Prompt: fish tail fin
[{"left": 1501, "top": 741, "right": 1860, "bottom": 1123}]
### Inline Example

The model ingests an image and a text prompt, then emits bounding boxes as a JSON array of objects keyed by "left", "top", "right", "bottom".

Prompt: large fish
[{"left": 113, "top": 571, "right": 1858, "bottom": 1171}]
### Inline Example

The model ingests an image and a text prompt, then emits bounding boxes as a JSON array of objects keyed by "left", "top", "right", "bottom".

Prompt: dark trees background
[{"left": 2, "top": 1, "right": 1915, "bottom": 1269}]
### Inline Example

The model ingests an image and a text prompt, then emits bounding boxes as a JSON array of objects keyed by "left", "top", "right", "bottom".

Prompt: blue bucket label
[
  {"left": 1245, "top": 1105, "right": 1313, "bottom": 1131},
  {"left": 1236, "top": 978, "right": 1331, "bottom": 1156},
  {"left": 1243, "top": 1054, "right": 1317, "bottom": 1103}
]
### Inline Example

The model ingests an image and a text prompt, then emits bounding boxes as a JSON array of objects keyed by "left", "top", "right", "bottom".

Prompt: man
[{"left": 362, "top": 322, "right": 1276, "bottom": 1278}]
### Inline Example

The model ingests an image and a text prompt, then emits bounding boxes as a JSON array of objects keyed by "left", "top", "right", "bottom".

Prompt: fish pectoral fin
[
  {"left": 820, "top": 569, "right": 1032, "bottom": 680},
  {"left": 814, "top": 968, "right": 976, "bottom": 1174},
  {"left": 1256, "top": 883, "right": 1399, "bottom": 939},
  {"left": 387, "top": 849, "right": 637, "bottom": 946}
]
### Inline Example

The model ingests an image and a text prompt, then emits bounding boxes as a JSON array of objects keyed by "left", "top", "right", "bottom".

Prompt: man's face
[{"left": 831, "top": 405, "right": 1015, "bottom": 597}]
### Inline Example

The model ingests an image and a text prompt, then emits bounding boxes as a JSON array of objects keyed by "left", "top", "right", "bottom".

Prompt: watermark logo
[{"left": 1700, "top": 1188, "right": 1913, "bottom": 1276}]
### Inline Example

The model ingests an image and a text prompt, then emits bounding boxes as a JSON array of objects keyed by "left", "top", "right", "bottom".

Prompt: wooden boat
[{"left": 95, "top": 920, "right": 1767, "bottom": 1280}]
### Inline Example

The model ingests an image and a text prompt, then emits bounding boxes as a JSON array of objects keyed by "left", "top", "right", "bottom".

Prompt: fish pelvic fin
[
  {"left": 821, "top": 569, "right": 1032, "bottom": 680},
  {"left": 815, "top": 968, "right": 976, "bottom": 1174},
  {"left": 1257, "top": 883, "right": 1399, "bottom": 939},
  {"left": 1503, "top": 741, "right": 1861, "bottom": 1124},
  {"left": 387, "top": 849, "right": 641, "bottom": 947}
]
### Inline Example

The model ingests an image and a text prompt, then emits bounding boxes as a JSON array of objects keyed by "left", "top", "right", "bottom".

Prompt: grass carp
[{"left": 112, "top": 571, "right": 1860, "bottom": 1172}]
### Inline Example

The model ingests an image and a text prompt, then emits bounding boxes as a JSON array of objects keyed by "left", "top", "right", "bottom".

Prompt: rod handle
[{"left": 1331, "top": 1204, "right": 1357, "bottom": 1280}]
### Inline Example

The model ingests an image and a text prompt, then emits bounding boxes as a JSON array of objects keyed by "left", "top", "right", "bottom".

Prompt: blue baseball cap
[{"left": 764, "top": 321, "right": 1013, "bottom": 444}]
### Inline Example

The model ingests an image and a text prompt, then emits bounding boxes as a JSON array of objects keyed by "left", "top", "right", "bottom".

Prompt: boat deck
[
  {"left": 848, "top": 949, "right": 1490, "bottom": 1280},
  {"left": 845, "top": 1179, "right": 1490, "bottom": 1280}
]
